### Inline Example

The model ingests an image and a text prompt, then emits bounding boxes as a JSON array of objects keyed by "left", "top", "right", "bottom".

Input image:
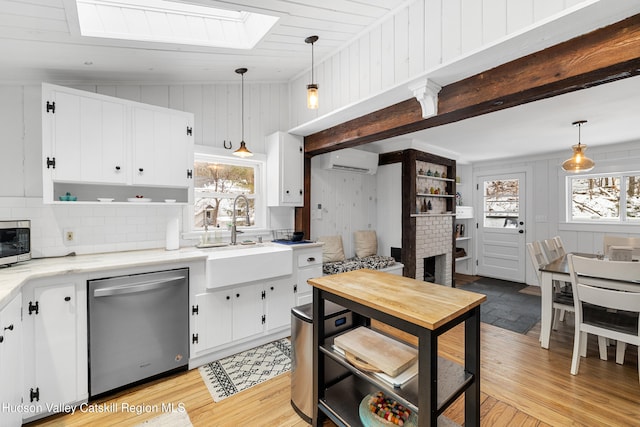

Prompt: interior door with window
[{"left": 476, "top": 172, "right": 527, "bottom": 282}]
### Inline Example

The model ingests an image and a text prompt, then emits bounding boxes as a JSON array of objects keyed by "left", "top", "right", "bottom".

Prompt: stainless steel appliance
[
  {"left": 88, "top": 268, "right": 189, "bottom": 397},
  {"left": 290, "top": 302, "right": 352, "bottom": 423},
  {"left": 0, "top": 220, "right": 31, "bottom": 267}
]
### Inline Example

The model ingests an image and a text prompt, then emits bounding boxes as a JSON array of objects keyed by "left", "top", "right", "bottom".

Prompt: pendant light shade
[
  {"left": 562, "top": 120, "right": 594, "bottom": 173},
  {"left": 234, "top": 67, "right": 253, "bottom": 158},
  {"left": 305, "top": 35, "right": 319, "bottom": 109}
]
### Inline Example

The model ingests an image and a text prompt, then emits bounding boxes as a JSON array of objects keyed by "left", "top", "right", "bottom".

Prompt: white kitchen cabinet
[
  {"left": 292, "top": 245, "right": 323, "bottom": 306},
  {"left": 266, "top": 131, "right": 304, "bottom": 206},
  {"left": 264, "top": 278, "right": 295, "bottom": 331},
  {"left": 21, "top": 277, "right": 88, "bottom": 422},
  {"left": 192, "top": 283, "right": 263, "bottom": 355},
  {"left": 42, "top": 83, "right": 194, "bottom": 204},
  {"left": 231, "top": 283, "right": 264, "bottom": 341},
  {"left": 0, "top": 293, "right": 22, "bottom": 427},
  {"left": 42, "top": 86, "right": 127, "bottom": 186},
  {"left": 132, "top": 105, "right": 193, "bottom": 188}
]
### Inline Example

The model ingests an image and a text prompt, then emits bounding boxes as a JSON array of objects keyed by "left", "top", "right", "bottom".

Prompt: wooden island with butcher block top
[{"left": 308, "top": 269, "right": 486, "bottom": 427}]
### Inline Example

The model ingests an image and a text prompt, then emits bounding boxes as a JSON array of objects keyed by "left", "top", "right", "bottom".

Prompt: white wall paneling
[
  {"left": 288, "top": 0, "right": 597, "bottom": 129},
  {"left": 473, "top": 139, "right": 640, "bottom": 287},
  {"left": 0, "top": 86, "right": 25, "bottom": 197}
]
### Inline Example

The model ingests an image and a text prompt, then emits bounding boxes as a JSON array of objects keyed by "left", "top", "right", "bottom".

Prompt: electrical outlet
[{"left": 65, "top": 230, "right": 74, "bottom": 242}]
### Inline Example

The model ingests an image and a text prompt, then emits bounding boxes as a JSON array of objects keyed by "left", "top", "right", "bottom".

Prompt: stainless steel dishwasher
[{"left": 88, "top": 268, "right": 189, "bottom": 397}]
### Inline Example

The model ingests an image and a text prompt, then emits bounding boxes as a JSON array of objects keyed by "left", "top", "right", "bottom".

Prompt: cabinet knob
[
  {"left": 0, "top": 336, "right": 3, "bottom": 343},
  {"left": 270, "top": 286, "right": 274, "bottom": 291},
  {"left": 286, "top": 190, "right": 290, "bottom": 194},
  {"left": 307, "top": 257, "right": 315, "bottom": 262},
  {"left": 226, "top": 296, "right": 230, "bottom": 300},
  {"left": 3, "top": 324, "right": 13, "bottom": 331},
  {"left": 115, "top": 166, "right": 121, "bottom": 171},
  {"left": 236, "top": 293, "right": 240, "bottom": 298},
  {"left": 138, "top": 168, "right": 144, "bottom": 173},
  {"left": 64, "top": 296, "right": 71, "bottom": 301}
]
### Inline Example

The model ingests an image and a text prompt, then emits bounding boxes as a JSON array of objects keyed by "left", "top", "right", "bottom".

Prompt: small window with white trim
[
  {"left": 567, "top": 172, "right": 640, "bottom": 223},
  {"left": 193, "top": 151, "right": 263, "bottom": 231}
]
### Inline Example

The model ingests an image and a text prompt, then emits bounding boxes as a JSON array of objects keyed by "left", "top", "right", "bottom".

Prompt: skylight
[{"left": 75, "top": 0, "right": 279, "bottom": 49}]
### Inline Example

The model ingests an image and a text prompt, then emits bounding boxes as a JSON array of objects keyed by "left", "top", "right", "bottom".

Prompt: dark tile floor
[{"left": 458, "top": 277, "right": 540, "bottom": 334}]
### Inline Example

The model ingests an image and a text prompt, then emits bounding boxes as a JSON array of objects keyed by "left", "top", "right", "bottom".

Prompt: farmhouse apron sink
[{"left": 202, "top": 243, "right": 292, "bottom": 288}]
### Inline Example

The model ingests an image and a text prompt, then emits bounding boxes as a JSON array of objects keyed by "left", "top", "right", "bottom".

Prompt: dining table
[
  {"left": 538, "top": 252, "right": 598, "bottom": 349},
  {"left": 539, "top": 252, "right": 640, "bottom": 349}
]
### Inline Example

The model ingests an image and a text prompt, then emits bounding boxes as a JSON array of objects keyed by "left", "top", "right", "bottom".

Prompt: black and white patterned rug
[{"left": 199, "top": 338, "right": 291, "bottom": 402}]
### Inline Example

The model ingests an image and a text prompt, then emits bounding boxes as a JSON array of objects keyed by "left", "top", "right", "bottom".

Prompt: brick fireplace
[{"left": 415, "top": 215, "right": 453, "bottom": 286}]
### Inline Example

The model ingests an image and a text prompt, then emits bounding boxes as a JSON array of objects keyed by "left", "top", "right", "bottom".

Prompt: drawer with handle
[{"left": 297, "top": 251, "right": 322, "bottom": 268}]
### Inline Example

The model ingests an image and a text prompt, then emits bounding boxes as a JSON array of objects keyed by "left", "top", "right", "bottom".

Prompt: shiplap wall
[
  {"left": 472, "top": 140, "right": 640, "bottom": 286},
  {"left": 0, "top": 83, "right": 290, "bottom": 256},
  {"left": 290, "top": 0, "right": 587, "bottom": 126}
]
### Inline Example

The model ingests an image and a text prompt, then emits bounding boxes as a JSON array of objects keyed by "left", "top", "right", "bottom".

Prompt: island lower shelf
[
  {"left": 320, "top": 340, "right": 473, "bottom": 415},
  {"left": 319, "top": 375, "right": 461, "bottom": 427}
]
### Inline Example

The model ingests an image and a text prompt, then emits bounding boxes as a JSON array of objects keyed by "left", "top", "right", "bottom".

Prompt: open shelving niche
[{"left": 414, "top": 166, "right": 455, "bottom": 217}]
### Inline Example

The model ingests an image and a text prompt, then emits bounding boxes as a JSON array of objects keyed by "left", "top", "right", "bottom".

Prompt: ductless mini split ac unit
[{"left": 318, "top": 148, "right": 379, "bottom": 174}]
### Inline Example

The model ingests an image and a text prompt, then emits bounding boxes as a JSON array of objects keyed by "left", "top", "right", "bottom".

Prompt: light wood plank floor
[{"left": 28, "top": 297, "right": 640, "bottom": 426}]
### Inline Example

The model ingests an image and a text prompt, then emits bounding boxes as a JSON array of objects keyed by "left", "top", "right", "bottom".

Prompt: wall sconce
[
  {"left": 305, "top": 35, "right": 319, "bottom": 109},
  {"left": 562, "top": 120, "right": 594, "bottom": 173},
  {"left": 234, "top": 67, "right": 252, "bottom": 158}
]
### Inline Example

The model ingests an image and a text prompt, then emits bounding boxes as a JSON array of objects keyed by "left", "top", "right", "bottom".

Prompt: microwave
[{"left": 0, "top": 220, "right": 31, "bottom": 267}]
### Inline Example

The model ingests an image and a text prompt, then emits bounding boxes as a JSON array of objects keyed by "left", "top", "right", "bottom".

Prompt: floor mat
[
  {"left": 459, "top": 277, "right": 540, "bottom": 334},
  {"left": 199, "top": 338, "right": 291, "bottom": 402}
]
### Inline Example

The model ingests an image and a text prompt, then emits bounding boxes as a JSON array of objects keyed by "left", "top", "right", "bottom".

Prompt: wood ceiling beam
[{"left": 304, "top": 13, "right": 640, "bottom": 156}]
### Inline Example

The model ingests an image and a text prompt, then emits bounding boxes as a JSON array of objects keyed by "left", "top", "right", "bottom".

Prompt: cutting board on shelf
[{"left": 334, "top": 327, "right": 417, "bottom": 377}]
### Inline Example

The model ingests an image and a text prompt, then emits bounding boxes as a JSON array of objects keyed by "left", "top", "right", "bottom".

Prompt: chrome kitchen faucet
[{"left": 231, "top": 194, "right": 250, "bottom": 244}]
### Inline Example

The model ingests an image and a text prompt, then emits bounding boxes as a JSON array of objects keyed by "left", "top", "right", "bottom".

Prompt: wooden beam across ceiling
[{"left": 303, "top": 13, "right": 640, "bottom": 156}]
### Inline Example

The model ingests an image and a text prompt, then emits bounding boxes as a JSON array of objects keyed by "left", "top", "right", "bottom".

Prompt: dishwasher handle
[{"left": 93, "top": 276, "right": 186, "bottom": 297}]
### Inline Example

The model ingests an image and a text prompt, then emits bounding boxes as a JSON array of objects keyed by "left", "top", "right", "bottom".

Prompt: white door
[{"left": 476, "top": 172, "right": 527, "bottom": 282}]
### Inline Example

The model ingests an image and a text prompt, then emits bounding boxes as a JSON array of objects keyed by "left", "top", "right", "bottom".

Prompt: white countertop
[
  {"left": 0, "top": 241, "right": 324, "bottom": 310},
  {"left": 0, "top": 247, "right": 208, "bottom": 309}
]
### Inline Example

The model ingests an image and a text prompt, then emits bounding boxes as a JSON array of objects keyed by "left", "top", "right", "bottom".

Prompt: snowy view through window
[
  {"left": 569, "top": 175, "right": 640, "bottom": 222},
  {"left": 484, "top": 179, "right": 519, "bottom": 228}
]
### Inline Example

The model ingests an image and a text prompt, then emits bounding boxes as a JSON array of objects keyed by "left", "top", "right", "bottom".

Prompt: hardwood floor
[{"left": 28, "top": 301, "right": 640, "bottom": 426}]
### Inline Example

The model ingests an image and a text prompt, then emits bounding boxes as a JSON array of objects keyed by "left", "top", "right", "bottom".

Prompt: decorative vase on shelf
[{"left": 427, "top": 200, "right": 432, "bottom": 211}]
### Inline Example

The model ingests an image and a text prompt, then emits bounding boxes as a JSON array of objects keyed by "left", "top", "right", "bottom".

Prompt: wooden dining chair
[
  {"left": 526, "top": 241, "right": 572, "bottom": 331},
  {"left": 603, "top": 235, "right": 640, "bottom": 259},
  {"left": 543, "top": 238, "right": 562, "bottom": 262},
  {"left": 567, "top": 254, "right": 640, "bottom": 381},
  {"left": 552, "top": 236, "right": 566, "bottom": 257}
]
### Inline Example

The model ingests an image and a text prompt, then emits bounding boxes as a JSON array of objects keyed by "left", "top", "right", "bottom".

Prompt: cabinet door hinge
[
  {"left": 261, "top": 315, "right": 266, "bottom": 324},
  {"left": 30, "top": 387, "right": 40, "bottom": 402},
  {"left": 293, "top": 284, "right": 297, "bottom": 293},
  {"left": 187, "top": 169, "right": 193, "bottom": 179},
  {"left": 46, "top": 157, "right": 56, "bottom": 169},
  {"left": 186, "top": 126, "right": 193, "bottom": 136},
  {"left": 191, "top": 333, "right": 198, "bottom": 344},
  {"left": 45, "top": 101, "right": 55, "bottom": 114},
  {"left": 191, "top": 305, "right": 198, "bottom": 315},
  {"left": 261, "top": 290, "right": 266, "bottom": 300},
  {"left": 28, "top": 301, "right": 39, "bottom": 315}
]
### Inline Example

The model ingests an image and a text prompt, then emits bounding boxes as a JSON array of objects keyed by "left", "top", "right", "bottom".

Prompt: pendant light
[
  {"left": 305, "top": 35, "right": 319, "bottom": 109},
  {"left": 562, "top": 120, "right": 594, "bottom": 173},
  {"left": 233, "top": 67, "right": 253, "bottom": 158}
]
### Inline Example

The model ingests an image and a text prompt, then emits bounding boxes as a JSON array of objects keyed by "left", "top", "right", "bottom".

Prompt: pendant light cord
[{"left": 241, "top": 72, "right": 244, "bottom": 141}]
